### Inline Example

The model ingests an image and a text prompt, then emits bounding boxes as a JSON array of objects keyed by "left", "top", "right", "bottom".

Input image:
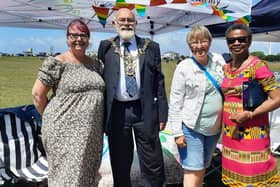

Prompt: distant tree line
[
  {"left": 161, "top": 51, "right": 280, "bottom": 63},
  {"left": 251, "top": 51, "right": 280, "bottom": 62}
]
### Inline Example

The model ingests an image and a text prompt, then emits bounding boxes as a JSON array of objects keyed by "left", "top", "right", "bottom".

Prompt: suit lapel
[
  {"left": 136, "top": 36, "right": 146, "bottom": 71},
  {"left": 105, "top": 36, "right": 121, "bottom": 91},
  {"left": 109, "top": 37, "right": 120, "bottom": 79},
  {"left": 114, "top": 36, "right": 121, "bottom": 70}
]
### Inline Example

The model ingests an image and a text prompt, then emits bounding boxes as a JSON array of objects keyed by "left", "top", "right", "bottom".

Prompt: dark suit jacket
[{"left": 98, "top": 35, "right": 168, "bottom": 139}]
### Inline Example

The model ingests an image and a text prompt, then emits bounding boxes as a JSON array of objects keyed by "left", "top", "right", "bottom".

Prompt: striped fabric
[{"left": 0, "top": 105, "right": 48, "bottom": 183}]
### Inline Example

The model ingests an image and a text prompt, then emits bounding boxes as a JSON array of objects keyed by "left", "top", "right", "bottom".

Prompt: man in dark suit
[{"left": 98, "top": 8, "right": 168, "bottom": 187}]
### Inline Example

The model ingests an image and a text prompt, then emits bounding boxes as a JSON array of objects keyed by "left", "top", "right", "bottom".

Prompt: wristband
[{"left": 248, "top": 111, "right": 253, "bottom": 119}]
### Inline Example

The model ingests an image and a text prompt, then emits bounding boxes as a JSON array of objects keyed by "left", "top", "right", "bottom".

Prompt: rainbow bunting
[
  {"left": 135, "top": 4, "right": 146, "bottom": 17},
  {"left": 212, "top": 5, "right": 234, "bottom": 22},
  {"left": 113, "top": 0, "right": 134, "bottom": 10},
  {"left": 190, "top": 1, "right": 208, "bottom": 7},
  {"left": 116, "top": 0, "right": 127, "bottom": 6},
  {"left": 235, "top": 15, "right": 251, "bottom": 25},
  {"left": 92, "top": 6, "right": 110, "bottom": 28}
]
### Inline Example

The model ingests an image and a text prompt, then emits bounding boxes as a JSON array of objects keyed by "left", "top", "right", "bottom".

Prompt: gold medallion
[{"left": 125, "top": 62, "right": 136, "bottom": 76}]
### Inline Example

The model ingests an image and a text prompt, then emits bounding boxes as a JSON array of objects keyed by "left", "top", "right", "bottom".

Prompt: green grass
[
  {"left": 268, "top": 62, "right": 280, "bottom": 72},
  {"left": 0, "top": 57, "right": 178, "bottom": 107},
  {"left": 162, "top": 62, "right": 177, "bottom": 101},
  {"left": 0, "top": 57, "right": 280, "bottom": 107},
  {"left": 0, "top": 56, "right": 42, "bottom": 107}
]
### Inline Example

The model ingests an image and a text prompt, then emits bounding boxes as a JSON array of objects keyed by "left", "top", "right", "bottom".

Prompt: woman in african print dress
[{"left": 221, "top": 23, "right": 280, "bottom": 186}]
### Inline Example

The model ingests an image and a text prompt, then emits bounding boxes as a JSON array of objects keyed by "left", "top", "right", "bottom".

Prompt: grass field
[
  {"left": 0, "top": 56, "right": 42, "bottom": 107},
  {"left": 1, "top": 56, "right": 280, "bottom": 107},
  {"left": 0, "top": 56, "right": 175, "bottom": 107}
]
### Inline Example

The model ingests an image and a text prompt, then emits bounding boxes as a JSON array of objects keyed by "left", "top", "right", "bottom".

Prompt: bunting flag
[
  {"left": 0, "top": 0, "right": 252, "bottom": 38},
  {"left": 115, "top": 0, "right": 127, "bottom": 6},
  {"left": 172, "top": 0, "right": 187, "bottom": 3},
  {"left": 135, "top": 4, "right": 146, "bottom": 17},
  {"left": 113, "top": 0, "right": 134, "bottom": 10},
  {"left": 212, "top": 5, "right": 234, "bottom": 22},
  {"left": 190, "top": 1, "right": 209, "bottom": 7},
  {"left": 92, "top": 6, "right": 110, "bottom": 28},
  {"left": 235, "top": 15, "right": 251, "bottom": 25},
  {"left": 150, "top": 0, "right": 166, "bottom": 6}
]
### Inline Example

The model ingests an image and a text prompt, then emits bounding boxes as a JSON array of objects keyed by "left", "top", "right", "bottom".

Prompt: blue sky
[{"left": 0, "top": 0, "right": 278, "bottom": 56}]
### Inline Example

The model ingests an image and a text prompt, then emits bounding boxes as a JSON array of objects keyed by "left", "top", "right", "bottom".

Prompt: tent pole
[{"left": 268, "top": 42, "right": 272, "bottom": 55}]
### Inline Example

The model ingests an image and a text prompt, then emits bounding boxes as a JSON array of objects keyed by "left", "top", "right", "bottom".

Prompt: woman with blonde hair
[{"left": 168, "top": 25, "right": 225, "bottom": 187}]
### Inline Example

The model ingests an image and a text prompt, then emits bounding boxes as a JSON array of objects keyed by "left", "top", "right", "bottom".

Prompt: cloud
[{"left": 154, "top": 29, "right": 189, "bottom": 55}]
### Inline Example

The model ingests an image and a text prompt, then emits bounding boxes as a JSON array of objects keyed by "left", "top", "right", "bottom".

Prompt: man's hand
[
  {"left": 159, "top": 122, "right": 166, "bottom": 131},
  {"left": 175, "top": 136, "right": 187, "bottom": 148}
]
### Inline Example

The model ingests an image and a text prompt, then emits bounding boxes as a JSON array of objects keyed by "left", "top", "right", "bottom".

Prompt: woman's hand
[
  {"left": 229, "top": 111, "right": 253, "bottom": 124},
  {"left": 175, "top": 135, "right": 187, "bottom": 148},
  {"left": 159, "top": 122, "right": 166, "bottom": 131}
]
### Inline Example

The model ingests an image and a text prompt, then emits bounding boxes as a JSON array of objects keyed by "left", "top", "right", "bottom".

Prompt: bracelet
[{"left": 247, "top": 111, "right": 253, "bottom": 119}]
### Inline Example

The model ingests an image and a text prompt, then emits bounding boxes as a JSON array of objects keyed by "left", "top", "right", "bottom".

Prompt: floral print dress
[{"left": 38, "top": 56, "right": 105, "bottom": 187}]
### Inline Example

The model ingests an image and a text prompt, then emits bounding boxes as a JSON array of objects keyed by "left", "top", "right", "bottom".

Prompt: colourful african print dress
[{"left": 221, "top": 56, "right": 280, "bottom": 187}]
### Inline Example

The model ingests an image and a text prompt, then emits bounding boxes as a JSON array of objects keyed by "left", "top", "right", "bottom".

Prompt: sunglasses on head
[{"left": 226, "top": 36, "right": 248, "bottom": 44}]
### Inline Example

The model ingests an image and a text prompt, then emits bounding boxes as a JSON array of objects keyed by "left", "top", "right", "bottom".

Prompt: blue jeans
[{"left": 178, "top": 124, "right": 220, "bottom": 170}]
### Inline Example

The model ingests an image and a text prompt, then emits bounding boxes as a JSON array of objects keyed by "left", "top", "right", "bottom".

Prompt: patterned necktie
[{"left": 123, "top": 42, "right": 137, "bottom": 97}]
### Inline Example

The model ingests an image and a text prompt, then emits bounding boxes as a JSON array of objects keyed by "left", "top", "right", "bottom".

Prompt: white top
[
  {"left": 168, "top": 52, "right": 225, "bottom": 137},
  {"left": 115, "top": 36, "right": 141, "bottom": 101}
]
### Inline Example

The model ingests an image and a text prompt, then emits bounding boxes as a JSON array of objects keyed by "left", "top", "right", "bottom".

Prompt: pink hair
[{"left": 66, "top": 19, "right": 90, "bottom": 38}]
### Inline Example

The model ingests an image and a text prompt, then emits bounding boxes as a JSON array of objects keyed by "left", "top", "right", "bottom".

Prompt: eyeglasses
[
  {"left": 190, "top": 40, "right": 209, "bottom": 46},
  {"left": 68, "top": 33, "right": 89, "bottom": 40},
  {"left": 226, "top": 36, "right": 248, "bottom": 44},
  {"left": 115, "top": 18, "right": 135, "bottom": 25}
]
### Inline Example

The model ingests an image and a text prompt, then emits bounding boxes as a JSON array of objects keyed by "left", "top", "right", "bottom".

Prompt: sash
[{"left": 191, "top": 56, "right": 223, "bottom": 98}]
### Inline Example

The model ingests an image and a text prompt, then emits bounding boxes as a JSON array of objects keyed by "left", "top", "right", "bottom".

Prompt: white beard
[{"left": 117, "top": 26, "right": 135, "bottom": 41}]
